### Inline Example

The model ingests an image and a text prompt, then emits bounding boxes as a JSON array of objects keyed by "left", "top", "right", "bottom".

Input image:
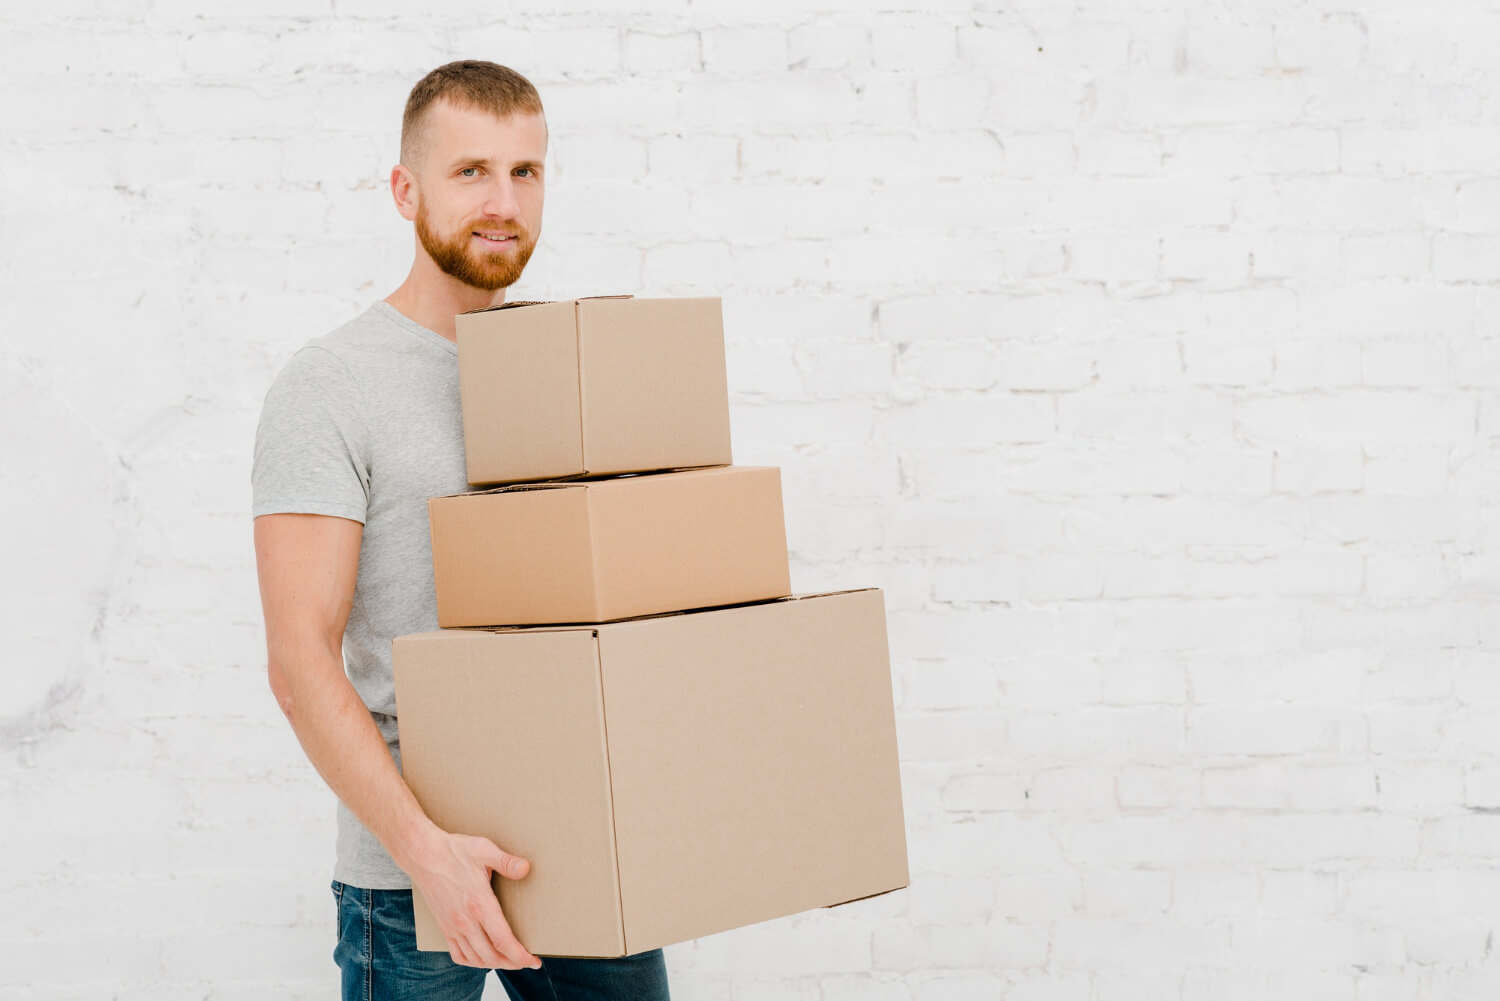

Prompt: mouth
[{"left": 473, "top": 231, "right": 517, "bottom": 246}]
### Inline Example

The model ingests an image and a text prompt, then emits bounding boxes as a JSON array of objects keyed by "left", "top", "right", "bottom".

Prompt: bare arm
[{"left": 254, "top": 512, "right": 540, "bottom": 970}]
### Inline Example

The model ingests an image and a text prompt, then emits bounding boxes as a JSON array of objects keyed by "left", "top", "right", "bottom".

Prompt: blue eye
[{"left": 459, "top": 167, "right": 479, "bottom": 177}]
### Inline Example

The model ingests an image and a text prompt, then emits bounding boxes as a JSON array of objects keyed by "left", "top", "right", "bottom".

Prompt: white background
[{"left": 3, "top": 1, "right": 1500, "bottom": 998}]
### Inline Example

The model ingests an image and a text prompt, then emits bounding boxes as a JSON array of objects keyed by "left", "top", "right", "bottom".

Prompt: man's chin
[{"left": 451, "top": 258, "right": 530, "bottom": 292}]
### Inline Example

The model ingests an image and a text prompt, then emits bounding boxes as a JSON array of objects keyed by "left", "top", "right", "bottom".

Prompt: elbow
[{"left": 267, "top": 660, "right": 297, "bottom": 725}]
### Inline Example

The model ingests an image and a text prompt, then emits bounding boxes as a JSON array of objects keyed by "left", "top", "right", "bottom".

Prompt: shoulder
[
  {"left": 312, "top": 305, "right": 410, "bottom": 359},
  {"left": 268, "top": 306, "right": 404, "bottom": 396}
]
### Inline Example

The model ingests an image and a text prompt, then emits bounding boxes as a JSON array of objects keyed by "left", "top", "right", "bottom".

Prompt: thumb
[{"left": 484, "top": 840, "right": 531, "bottom": 881}]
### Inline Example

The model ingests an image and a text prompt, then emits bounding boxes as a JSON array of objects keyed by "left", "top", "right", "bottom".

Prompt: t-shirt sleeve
[{"left": 252, "top": 345, "right": 371, "bottom": 523}]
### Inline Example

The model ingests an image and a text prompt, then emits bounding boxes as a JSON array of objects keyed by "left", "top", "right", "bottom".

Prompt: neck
[{"left": 384, "top": 256, "right": 507, "bottom": 341}]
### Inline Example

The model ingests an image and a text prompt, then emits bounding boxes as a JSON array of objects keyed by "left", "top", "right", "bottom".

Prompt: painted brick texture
[{"left": 3, "top": 2, "right": 1500, "bottom": 999}]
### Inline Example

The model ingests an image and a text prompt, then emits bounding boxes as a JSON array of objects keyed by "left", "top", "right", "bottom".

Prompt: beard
[{"left": 415, "top": 206, "right": 538, "bottom": 291}]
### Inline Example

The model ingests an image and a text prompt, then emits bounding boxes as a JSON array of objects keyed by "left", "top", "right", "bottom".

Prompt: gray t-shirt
[{"left": 252, "top": 300, "right": 467, "bottom": 889}]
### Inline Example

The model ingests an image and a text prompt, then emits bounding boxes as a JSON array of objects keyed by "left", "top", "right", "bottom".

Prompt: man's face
[{"left": 409, "top": 101, "right": 547, "bottom": 291}]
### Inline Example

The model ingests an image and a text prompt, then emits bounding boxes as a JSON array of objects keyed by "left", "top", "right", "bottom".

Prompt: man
[{"left": 251, "top": 60, "right": 671, "bottom": 1001}]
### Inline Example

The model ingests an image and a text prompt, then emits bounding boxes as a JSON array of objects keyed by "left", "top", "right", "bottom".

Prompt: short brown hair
[{"left": 400, "top": 60, "right": 545, "bottom": 169}]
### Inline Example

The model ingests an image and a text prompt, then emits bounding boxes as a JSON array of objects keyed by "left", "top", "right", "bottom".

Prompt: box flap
[
  {"left": 462, "top": 294, "right": 634, "bottom": 315},
  {"left": 434, "top": 481, "right": 585, "bottom": 501},
  {"left": 593, "top": 588, "right": 909, "bottom": 953},
  {"left": 584, "top": 465, "right": 791, "bottom": 621},
  {"left": 392, "top": 629, "right": 626, "bottom": 957},
  {"left": 456, "top": 301, "right": 586, "bottom": 485},
  {"left": 429, "top": 488, "right": 604, "bottom": 627},
  {"left": 575, "top": 297, "right": 732, "bottom": 474}
]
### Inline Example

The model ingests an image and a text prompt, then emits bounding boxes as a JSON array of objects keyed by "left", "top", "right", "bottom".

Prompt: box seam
[
  {"left": 594, "top": 632, "right": 630, "bottom": 956},
  {"left": 574, "top": 300, "right": 588, "bottom": 474},
  {"left": 582, "top": 479, "right": 606, "bottom": 622}
]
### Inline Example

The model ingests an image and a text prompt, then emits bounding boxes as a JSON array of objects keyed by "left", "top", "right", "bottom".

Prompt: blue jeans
[{"left": 332, "top": 881, "right": 671, "bottom": 1001}]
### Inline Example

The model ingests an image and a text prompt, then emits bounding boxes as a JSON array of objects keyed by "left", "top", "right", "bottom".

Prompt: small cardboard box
[
  {"left": 429, "top": 465, "right": 791, "bottom": 628},
  {"left": 456, "top": 296, "right": 733, "bottom": 486},
  {"left": 392, "top": 588, "right": 909, "bottom": 958}
]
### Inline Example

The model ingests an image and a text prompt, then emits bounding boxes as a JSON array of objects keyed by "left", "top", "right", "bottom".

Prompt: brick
[
  {"left": 1238, "top": 177, "right": 1440, "bottom": 233},
  {"left": 1273, "top": 444, "right": 1363, "bottom": 495},
  {"left": 991, "top": 654, "right": 1100, "bottom": 708},
  {"left": 1238, "top": 394, "right": 1474, "bottom": 446},
  {"left": 788, "top": 23, "right": 871, "bottom": 71},
  {"left": 1066, "top": 233, "right": 1160, "bottom": 281},
  {"left": 956, "top": 21, "right": 1035, "bottom": 68},
  {"left": 908, "top": 973, "right": 1013, "bottom": 1001},
  {"left": 701, "top": 26, "right": 787, "bottom": 74},
  {"left": 1184, "top": 448, "right": 1275, "bottom": 496},
  {"left": 679, "top": 74, "right": 858, "bottom": 128},
  {"left": 999, "top": 131, "right": 1078, "bottom": 178},
  {"left": 1028, "top": 766, "right": 1116, "bottom": 811},
  {"left": 647, "top": 135, "right": 737, "bottom": 181},
  {"left": 1434, "top": 233, "right": 1500, "bottom": 280},
  {"left": 1188, "top": 704, "right": 1350, "bottom": 755},
  {"left": 1117, "top": 765, "right": 1198, "bottom": 810},
  {"left": 622, "top": 30, "right": 701, "bottom": 74},
  {"left": 1162, "top": 231, "right": 1252, "bottom": 284},
  {"left": 1275, "top": 17, "right": 1368, "bottom": 71},
  {"left": 541, "top": 78, "right": 678, "bottom": 130},
  {"left": 928, "top": 554, "right": 1021, "bottom": 604},
  {"left": 1376, "top": 762, "right": 1464, "bottom": 816},
  {"left": 1342, "top": 235, "right": 1430, "bottom": 280},
  {"left": 883, "top": 393, "right": 1054, "bottom": 446},
  {"left": 1188, "top": 649, "right": 1367, "bottom": 704},
  {"left": 825, "top": 233, "right": 1009, "bottom": 287},
  {"left": 1360, "top": 337, "right": 1451, "bottom": 391},
  {"left": 1183, "top": 22, "right": 1276, "bottom": 76},
  {"left": 1007, "top": 708, "right": 1186, "bottom": 765},
  {"left": 940, "top": 769, "right": 1025, "bottom": 813},
  {"left": 1076, "top": 129, "right": 1163, "bottom": 176},
  {"left": 1052, "top": 917, "right": 1232, "bottom": 971},
  {"left": 895, "top": 712, "right": 1008, "bottom": 763},
  {"left": 854, "top": 72, "right": 917, "bottom": 129},
  {"left": 1096, "top": 76, "right": 1308, "bottom": 130},
  {"left": 1251, "top": 231, "right": 1343, "bottom": 280},
  {"left": 915, "top": 75, "right": 991, "bottom": 131},
  {"left": 1094, "top": 973, "right": 1186, "bottom": 1001},
  {"left": 1366, "top": 552, "right": 1452, "bottom": 599},
  {"left": 821, "top": 975, "right": 913, "bottom": 1001},
  {"left": 689, "top": 181, "right": 870, "bottom": 238},
  {"left": 871, "top": 17, "right": 955, "bottom": 71}
]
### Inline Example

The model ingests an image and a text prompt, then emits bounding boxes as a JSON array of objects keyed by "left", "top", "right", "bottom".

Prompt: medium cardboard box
[
  {"left": 456, "top": 296, "right": 733, "bottom": 486},
  {"left": 392, "top": 588, "right": 909, "bottom": 958},
  {"left": 429, "top": 465, "right": 791, "bottom": 628}
]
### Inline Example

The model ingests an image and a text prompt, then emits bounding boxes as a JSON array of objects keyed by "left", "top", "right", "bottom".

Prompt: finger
[
  {"left": 480, "top": 839, "right": 531, "bottom": 881},
  {"left": 455, "top": 908, "right": 508, "bottom": 970},
  {"left": 478, "top": 904, "right": 541, "bottom": 970},
  {"left": 461, "top": 930, "right": 509, "bottom": 971},
  {"left": 448, "top": 937, "right": 482, "bottom": 968}
]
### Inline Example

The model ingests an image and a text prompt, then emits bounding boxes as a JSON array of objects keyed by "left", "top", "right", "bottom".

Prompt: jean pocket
[{"left": 331, "top": 880, "right": 344, "bottom": 941}]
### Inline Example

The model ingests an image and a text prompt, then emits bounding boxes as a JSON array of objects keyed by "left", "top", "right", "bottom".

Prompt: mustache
[{"left": 468, "top": 221, "right": 528, "bottom": 238}]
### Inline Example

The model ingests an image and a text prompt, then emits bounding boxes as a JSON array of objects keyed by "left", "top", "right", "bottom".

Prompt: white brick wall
[{"left": 4, "top": 1, "right": 1500, "bottom": 997}]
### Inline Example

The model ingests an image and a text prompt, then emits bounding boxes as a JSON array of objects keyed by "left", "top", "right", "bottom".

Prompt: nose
[{"left": 482, "top": 175, "right": 521, "bottom": 222}]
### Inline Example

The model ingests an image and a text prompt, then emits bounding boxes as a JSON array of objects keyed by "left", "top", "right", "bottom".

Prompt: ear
[{"left": 390, "top": 163, "right": 419, "bottom": 222}]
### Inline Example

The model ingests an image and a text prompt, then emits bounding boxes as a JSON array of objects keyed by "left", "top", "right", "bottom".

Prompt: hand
[{"left": 409, "top": 830, "right": 541, "bottom": 970}]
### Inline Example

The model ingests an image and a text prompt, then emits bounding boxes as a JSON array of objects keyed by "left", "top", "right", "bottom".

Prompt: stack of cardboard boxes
[{"left": 392, "top": 296, "right": 909, "bottom": 959}]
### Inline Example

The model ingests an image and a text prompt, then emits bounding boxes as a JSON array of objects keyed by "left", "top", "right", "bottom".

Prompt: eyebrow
[{"left": 449, "top": 156, "right": 544, "bottom": 172}]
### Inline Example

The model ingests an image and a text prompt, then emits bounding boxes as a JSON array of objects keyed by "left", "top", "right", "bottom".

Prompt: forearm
[{"left": 274, "top": 651, "right": 439, "bottom": 874}]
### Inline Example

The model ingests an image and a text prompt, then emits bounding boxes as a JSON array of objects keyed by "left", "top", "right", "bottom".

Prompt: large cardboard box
[
  {"left": 456, "top": 296, "right": 733, "bottom": 486},
  {"left": 429, "top": 466, "right": 791, "bottom": 628},
  {"left": 392, "top": 588, "right": 909, "bottom": 958}
]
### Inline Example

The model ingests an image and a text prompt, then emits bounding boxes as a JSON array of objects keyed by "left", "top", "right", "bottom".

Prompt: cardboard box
[
  {"left": 456, "top": 296, "right": 733, "bottom": 486},
  {"left": 392, "top": 588, "right": 909, "bottom": 958},
  {"left": 429, "top": 465, "right": 791, "bottom": 628}
]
